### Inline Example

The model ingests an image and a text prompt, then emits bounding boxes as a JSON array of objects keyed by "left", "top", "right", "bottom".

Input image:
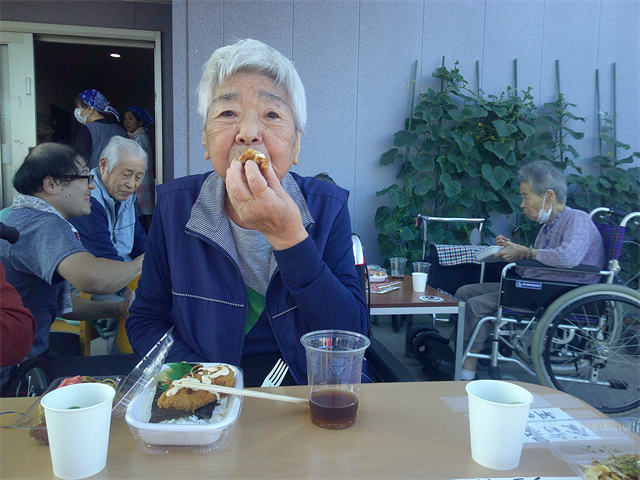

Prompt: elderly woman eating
[
  {"left": 456, "top": 160, "right": 606, "bottom": 380},
  {"left": 126, "top": 39, "right": 370, "bottom": 387}
]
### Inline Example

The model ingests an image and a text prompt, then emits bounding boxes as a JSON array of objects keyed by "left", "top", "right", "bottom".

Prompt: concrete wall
[
  {"left": 0, "top": 0, "right": 174, "bottom": 180},
  {"left": 173, "top": 0, "right": 639, "bottom": 266}
]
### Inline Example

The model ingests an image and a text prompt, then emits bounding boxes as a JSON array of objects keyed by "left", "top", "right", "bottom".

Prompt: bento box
[
  {"left": 124, "top": 363, "right": 244, "bottom": 454},
  {"left": 526, "top": 417, "right": 640, "bottom": 479}
]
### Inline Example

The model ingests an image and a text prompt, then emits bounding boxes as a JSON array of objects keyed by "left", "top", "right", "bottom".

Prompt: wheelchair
[{"left": 462, "top": 208, "right": 640, "bottom": 415}]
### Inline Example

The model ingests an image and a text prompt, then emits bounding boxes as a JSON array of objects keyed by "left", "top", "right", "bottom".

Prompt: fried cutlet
[{"left": 157, "top": 364, "right": 235, "bottom": 413}]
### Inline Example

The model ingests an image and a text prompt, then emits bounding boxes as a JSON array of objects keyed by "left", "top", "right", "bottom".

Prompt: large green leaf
[
  {"left": 492, "top": 119, "right": 518, "bottom": 137},
  {"left": 481, "top": 164, "right": 510, "bottom": 190},
  {"left": 414, "top": 173, "right": 434, "bottom": 195},
  {"left": 398, "top": 225, "right": 417, "bottom": 242},
  {"left": 516, "top": 120, "right": 536, "bottom": 137},
  {"left": 412, "top": 152, "right": 436, "bottom": 171},
  {"left": 453, "top": 132, "right": 475, "bottom": 153},
  {"left": 390, "top": 188, "right": 412, "bottom": 208},
  {"left": 381, "top": 148, "right": 401, "bottom": 165},
  {"left": 483, "top": 141, "right": 512, "bottom": 160},
  {"left": 440, "top": 173, "right": 462, "bottom": 198},
  {"left": 393, "top": 130, "right": 418, "bottom": 147},
  {"left": 378, "top": 234, "right": 397, "bottom": 256}
]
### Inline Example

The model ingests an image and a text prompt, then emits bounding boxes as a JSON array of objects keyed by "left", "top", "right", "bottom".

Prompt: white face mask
[
  {"left": 74, "top": 108, "right": 89, "bottom": 124},
  {"left": 536, "top": 196, "right": 553, "bottom": 224}
]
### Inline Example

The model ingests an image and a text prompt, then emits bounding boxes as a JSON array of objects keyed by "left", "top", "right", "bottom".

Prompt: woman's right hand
[{"left": 496, "top": 234, "right": 511, "bottom": 247}]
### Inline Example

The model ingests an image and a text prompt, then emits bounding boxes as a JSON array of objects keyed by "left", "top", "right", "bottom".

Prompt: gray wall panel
[
  {"left": 355, "top": 0, "right": 424, "bottom": 261},
  {"left": 291, "top": 0, "right": 359, "bottom": 219}
]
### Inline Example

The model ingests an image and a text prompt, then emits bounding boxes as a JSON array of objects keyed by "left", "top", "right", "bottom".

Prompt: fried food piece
[
  {"left": 157, "top": 365, "right": 235, "bottom": 413},
  {"left": 237, "top": 149, "right": 269, "bottom": 171}
]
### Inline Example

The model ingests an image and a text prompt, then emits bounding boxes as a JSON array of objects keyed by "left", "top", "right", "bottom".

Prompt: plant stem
[
  {"left": 613, "top": 62, "right": 617, "bottom": 160},
  {"left": 596, "top": 69, "right": 602, "bottom": 156}
]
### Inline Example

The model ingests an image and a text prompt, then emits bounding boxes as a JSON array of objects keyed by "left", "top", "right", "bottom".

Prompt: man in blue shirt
[{"left": 70, "top": 136, "right": 148, "bottom": 353}]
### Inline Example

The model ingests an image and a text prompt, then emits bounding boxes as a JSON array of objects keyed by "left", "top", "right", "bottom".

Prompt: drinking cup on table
[
  {"left": 41, "top": 382, "right": 116, "bottom": 480},
  {"left": 300, "top": 330, "right": 370, "bottom": 429},
  {"left": 465, "top": 380, "right": 533, "bottom": 470},
  {"left": 411, "top": 272, "right": 428, "bottom": 292},
  {"left": 389, "top": 257, "right": 407, "bottom": 278},
  {"left": 412, "top": 261, "right": 431, "bottom": 275}
]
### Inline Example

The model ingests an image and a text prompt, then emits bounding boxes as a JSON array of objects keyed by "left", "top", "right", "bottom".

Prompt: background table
[
  {"left": 369, "top": 275, "right": 465, "bottom": 379},
  {"left": 0, "top": 381, "right": 600, "bottom": 479}
]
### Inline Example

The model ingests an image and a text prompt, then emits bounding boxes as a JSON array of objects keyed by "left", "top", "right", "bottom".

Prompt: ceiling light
[{"left": 110, "top": 53, "right": 121, "bottom": 58}]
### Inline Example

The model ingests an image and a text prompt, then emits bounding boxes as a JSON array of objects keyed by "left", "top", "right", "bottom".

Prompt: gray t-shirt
[{"left": 0, "top": 208, "right": 87, "bottom": 357}]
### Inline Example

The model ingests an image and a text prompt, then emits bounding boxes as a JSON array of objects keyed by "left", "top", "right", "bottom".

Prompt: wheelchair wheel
[{"left": 531, "top": 284, "right": 640, "bottom": 415}]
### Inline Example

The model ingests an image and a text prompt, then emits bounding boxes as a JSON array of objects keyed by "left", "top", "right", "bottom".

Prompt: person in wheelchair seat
[{"left": 457, "top": 160, "right": 605, "bottom": 380}]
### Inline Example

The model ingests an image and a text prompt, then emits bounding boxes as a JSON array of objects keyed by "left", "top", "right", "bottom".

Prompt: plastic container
[
  {"left": 14, "top": 328, "right": 174, "bottom": 445},
  {"left": 124, "top": 363, "right": 244, "bottom": 454},
  {"left": 367, "top": 264, "right": 388, "bottom": 283},
  {"left": 526, "top": 417, "right": 640, "bottom": 478}
]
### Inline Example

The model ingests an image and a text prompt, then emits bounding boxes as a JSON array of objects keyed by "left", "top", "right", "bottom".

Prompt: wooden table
[
  {"left": 369, "top": 275, "right": 464, "bottom": 379},
  {"left": 0, "top": 381, "right": 599, "bottom": 479}
]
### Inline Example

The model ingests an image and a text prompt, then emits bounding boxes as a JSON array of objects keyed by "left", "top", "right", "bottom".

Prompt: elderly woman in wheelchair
[{"left": 454, "top": 161, "right": 640, "bottom": 414}]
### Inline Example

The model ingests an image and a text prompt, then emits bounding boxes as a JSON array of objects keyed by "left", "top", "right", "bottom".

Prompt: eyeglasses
[{"left": 62, "top": 174, "right": 95, "bottom": 184}]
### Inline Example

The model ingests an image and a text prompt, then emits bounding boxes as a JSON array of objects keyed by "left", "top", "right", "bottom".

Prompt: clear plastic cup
[
  {"left": 300, "top": 330, "right": 370, "bottom": 429},
  {"left": 41, "top": 382, "right": 116, "bottom": 479},
  {"left": 465, "top": 380, "right": 533, "bottom": 470},
  {"left": 412, "top": 272, "right": 428, "bottom": 292},
  {"left": 389, "top": 257, "right": 407, "bottom": 278},
  {"left": 412, "top": 261, "right": 431, "bottom": 274}
]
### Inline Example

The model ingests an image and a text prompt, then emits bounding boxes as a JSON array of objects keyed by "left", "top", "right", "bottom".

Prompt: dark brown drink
[{"left": 309, "top": 388, "right": 359, "bottom": 429}]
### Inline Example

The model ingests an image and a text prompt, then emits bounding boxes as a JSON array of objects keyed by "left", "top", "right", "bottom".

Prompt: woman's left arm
[
  {"left": 274, "top": 203, "right": 368, "bottom": 336},
  {"left": 535, "top": 214, "right": 593, "bottom": 268}
]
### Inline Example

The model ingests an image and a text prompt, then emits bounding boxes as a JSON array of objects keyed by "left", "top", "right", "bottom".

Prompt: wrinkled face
[
  {"left": 58, "top": 161, "right": 95, "bottom": 219},
  {"left": 123, "top": 111, "right": 143, "bottom": 134},
  {"left": 100, "top": 153, "right": 146, "bottom": 202},
  {"left": 519, "top": 182, "right": 550, "bottom": 221},
  {"left": 201, "top": 71, "right": 301, "bottom": 182}
]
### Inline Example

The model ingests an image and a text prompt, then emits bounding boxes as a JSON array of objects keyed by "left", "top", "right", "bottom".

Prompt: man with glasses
[
  {"left": 0, "top": 143, "right": 143, "bottom": 394},
  {"left": 69, "top": 136, "right": 148, "bottom": 354}
]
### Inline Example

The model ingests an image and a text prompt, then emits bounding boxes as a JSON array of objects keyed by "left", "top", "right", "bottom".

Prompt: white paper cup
[
  {"left": 465, "top": 380, "right": 533, "bottom": 470},
  {"left": 41, "top": 382, "right": 116, "bottom": 479},
  {"left": 411, "top": 272, "right": 428, "bottom": 292}
]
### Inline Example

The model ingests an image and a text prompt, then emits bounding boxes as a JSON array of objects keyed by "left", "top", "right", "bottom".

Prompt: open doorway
[{"left": 34, "top": 39, "right": 155, "bottom": 164}]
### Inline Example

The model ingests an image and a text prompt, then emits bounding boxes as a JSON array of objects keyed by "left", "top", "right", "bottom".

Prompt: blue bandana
[
  {"left": 78, "top": 89, "right": 121, "bottom": 121},
  {"left": 125, "top": 106, "right": 154, "bottom": 127}
]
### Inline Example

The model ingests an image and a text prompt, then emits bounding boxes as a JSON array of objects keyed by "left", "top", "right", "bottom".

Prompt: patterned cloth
[
  {"left": 78, "top": 89, "right": 121, "bottom": 121},
  {"left": 595, "top": 222, "right": 626, "bottom": 263},
  {"left": 434, "top": 244, "right": 486, "bottom": 266},
  {"left": 125, "top": 106, "right": 154, "bottom": 127}
]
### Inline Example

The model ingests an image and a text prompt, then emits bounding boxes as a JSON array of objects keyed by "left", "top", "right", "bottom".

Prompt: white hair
[
  {"left": 197, "top": 38, "right": 307, "bottom": 132},
  {"left": 100, "top": 136, "right": 148, "bottom": 173}
]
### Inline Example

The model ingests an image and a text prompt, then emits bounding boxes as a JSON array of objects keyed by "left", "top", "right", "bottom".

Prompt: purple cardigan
[{"left": 520, "top": 206, "right": 605, "bottom": 284}]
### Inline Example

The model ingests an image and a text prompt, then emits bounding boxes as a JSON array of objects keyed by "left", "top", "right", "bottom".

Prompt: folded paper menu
[{"left": 369, "top": 280, "right": 402, "bottom": 294}]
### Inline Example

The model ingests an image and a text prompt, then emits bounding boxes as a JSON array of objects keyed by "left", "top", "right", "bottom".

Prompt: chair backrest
[{"left": 594, "top": 222, "right": 626, "bottom": 264}]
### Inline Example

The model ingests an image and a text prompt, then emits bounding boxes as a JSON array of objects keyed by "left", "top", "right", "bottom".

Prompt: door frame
[{"left": 0, "top": 20, "right": 164, "bottom": 187}]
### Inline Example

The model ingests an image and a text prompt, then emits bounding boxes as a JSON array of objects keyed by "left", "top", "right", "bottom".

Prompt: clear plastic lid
[{"left": 111, "top": 328, "right": 174, "bottom": 417}]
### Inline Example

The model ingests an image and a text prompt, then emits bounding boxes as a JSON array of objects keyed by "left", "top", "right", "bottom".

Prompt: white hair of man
[
  {"left": 100, "top": 136, "right": 148, "bottom": 173},
  {"left": 197, "top": 38, "right": 307, "bottom": 133}
]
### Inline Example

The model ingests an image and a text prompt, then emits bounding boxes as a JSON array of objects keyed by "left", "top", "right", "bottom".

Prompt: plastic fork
[{"left": 261, "top": 358, "right": 289, "bottom": 387}]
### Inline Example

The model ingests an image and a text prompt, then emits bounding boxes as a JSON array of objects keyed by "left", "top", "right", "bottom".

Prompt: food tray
[
  {"left": 526, "top": 417, "right": 640, "bottom": 479},
  {"left": 367, "top": 264, "right": 388, "bottom": 283},
  {"left": 14, "top": 375, "right": 124, "bottom": 431},
  {"left": 475, "top": 245, "right": 504, "bottom": 263},
  {"left": 124, "top": 363, "right": 244, "bottom": 454}
]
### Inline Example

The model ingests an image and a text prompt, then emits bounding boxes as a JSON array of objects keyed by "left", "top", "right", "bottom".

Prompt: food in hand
[
  {"left": 150, "top": 363, "right": 235, "bottom": 423},
  {"left": 582, "top": 453, "right": 640, "bottom": 480},
  {"left": 237, "top": 149, "right": 269, "bottom": 171}
]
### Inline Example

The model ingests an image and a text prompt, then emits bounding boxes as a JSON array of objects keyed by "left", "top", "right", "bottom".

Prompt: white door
[{"left": 0, "top": 31, "right": 37, "bottom": 209}]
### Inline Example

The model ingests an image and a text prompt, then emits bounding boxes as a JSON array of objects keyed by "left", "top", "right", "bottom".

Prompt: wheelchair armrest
[
  {"left": 366, "top": 335, "right": 417, "bottom": 382},
  {"left": 514, "top": 259, "right": 602, "bottom": 274}
]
